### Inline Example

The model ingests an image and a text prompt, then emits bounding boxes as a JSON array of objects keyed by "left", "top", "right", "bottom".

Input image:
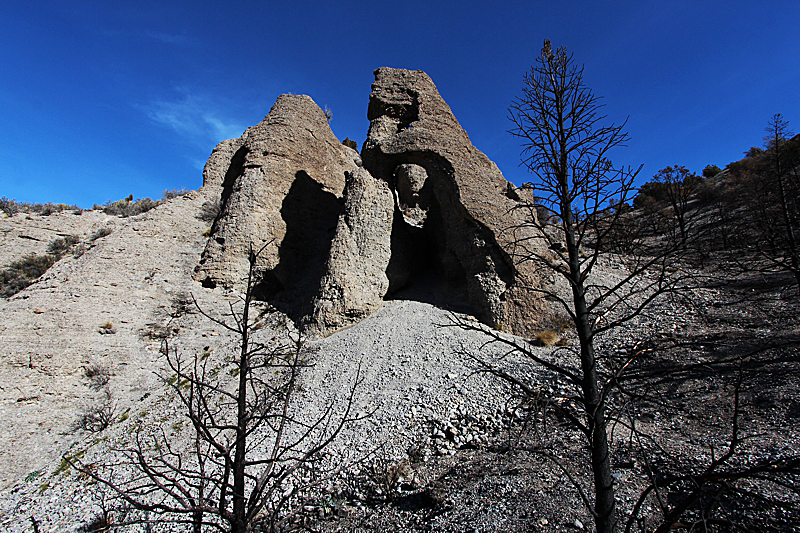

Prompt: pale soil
[{"left": 0, "top": 191, "right": 218, "bottom": 489}]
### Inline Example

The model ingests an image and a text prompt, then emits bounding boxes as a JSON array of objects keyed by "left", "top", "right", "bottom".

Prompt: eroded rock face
[
  {"left": 311, "top": 167, "right": 394, "bottom": 331},
  {"left": 195, "top": 94, "right": 361, "bottom": 321},
  {"left": 394, "top": 163, "right": 430, "bottom": 227},
  {"left": 196, "top": 71, "right": 546, "bottom": 336},
  {"left": 201, "top": 136, "right": 245, "bottom": 191},
  {"left": 362, "top": 67, "right": 546, "bottom": 336}
]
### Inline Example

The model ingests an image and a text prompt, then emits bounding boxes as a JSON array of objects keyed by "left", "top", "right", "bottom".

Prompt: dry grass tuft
[{"left": 532, "top": 330, "right": 560, "bottom": 347}]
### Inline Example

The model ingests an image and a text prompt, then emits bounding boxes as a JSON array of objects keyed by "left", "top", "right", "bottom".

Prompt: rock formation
[
  {"left": 201, "top": 136, "right": 245, "bottom": 191},
  {"left": 361, "top": 67, "right": 545, "bottom": 336},
  {"left": 311, "top": 167, "right": 394, "bottom": 330},
  {"left": 195, "top": 94, "right": 364, "bottom": 322},
  {"left": 197, "top": 69, "right": 546, "bottom": 336}
]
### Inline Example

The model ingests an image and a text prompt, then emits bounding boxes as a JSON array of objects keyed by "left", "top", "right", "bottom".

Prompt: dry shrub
[
  {"left": 197, "top": 199, "right": 221, "bottom": 223},
  {"left": 47, "top": 235, "right": 80, "bottom": 256},
  {"left": 532, "top": 330, "right": 560, "bottom": 347},
  {"left": 103, "top": 197, "right": 159, "bottom": 217},
  {"left": 0, "top": 254, "right": 56, "bottom": 297},
  {"left": 162, "top": 188, "right": 189, "bottom": 201},
  {"left": 89, "top": 227, "right": 112, "bottom": 241},
  {"left": 84, "top": 362, "right": 111, "bottom": 391},
  {"left": 77, "top": 389, "right": 117, "bottom": 433},
  {"left": 0, "top": 197, "right": 79, "bottom": 216}
]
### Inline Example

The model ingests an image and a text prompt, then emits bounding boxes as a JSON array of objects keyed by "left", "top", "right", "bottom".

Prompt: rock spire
[{"left": 197, "top": 69, "right": 547, "bottom": 336}]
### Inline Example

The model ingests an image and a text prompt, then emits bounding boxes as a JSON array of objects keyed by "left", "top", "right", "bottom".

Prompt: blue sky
[{"left": 1, "top": 1, "right": 798, "bottom": 207}]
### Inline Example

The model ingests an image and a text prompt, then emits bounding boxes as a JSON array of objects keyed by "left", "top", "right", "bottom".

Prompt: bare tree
[
  {"left": 761, "top": 114, "right": 800, "bottom": 290},
  {"left": 70, "top": 244, "right": 361, "bottom": 533},
  {"left": 452, "top": 38, "right": 735, "bottom": 532},
  {"left": 460, "top": 45, "right": 800, "bottom": 531},
  {"left": 497, "top": 38, "right": 674, "bottom": 533},
  {"left": 650, "top": 165, "right": 701, "bottom": 245}
]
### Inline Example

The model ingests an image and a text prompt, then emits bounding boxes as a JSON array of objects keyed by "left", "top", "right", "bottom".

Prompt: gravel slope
[{"left": 1, "top": 196, "right": 796, "bottom": 533}]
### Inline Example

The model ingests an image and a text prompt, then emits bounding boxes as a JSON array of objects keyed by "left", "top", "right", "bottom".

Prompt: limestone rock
[
  {"left": 195, "top": 71, "right": 546, "bottom": 335},
  {"left": 362, "top": 67, "right": 546, "bottom": 336},
  {"left": 394, "top": 163, "right": 430, "bottom": 227},
  {"left": 195, "top": 94, "right": 361, "bottom": 321},
  {"left": 201, "top": 136, "right": 245, "bottom": 192},
  {"left": 311, "top": 167, "right": 394, "bottom": 331}
]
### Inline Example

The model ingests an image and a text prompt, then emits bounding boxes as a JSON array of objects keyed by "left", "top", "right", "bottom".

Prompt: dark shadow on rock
[
  {"left": 254, "top": 171, "right": 343, "bottom": 324},
  {"left": 391, "top": 489, "right": 442, "bottom": 512},
  {"left": 216, "top": 145, "right": 248, "bottom": 229},
  {"left": 380, "top": 153, "right": 511, "bottom": 320},
  {"left": 386, "top": 191, "right": 473, "bottom": 315}
]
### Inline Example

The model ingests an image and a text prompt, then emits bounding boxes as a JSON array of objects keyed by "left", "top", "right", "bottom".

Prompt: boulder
[
  {"left": 394, "top": 163, "right": 431, "bottom": 227},
  {"left": 195, "top": 94, "right": 361, "bottom": 321},
  {"left": 361, "top": 67, "right": 546, "bottom": 336}
]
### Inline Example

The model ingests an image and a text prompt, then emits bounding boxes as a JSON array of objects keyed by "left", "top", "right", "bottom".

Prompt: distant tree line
[{"left": 632, "top": 115, "right": 800, "bottom": 289}]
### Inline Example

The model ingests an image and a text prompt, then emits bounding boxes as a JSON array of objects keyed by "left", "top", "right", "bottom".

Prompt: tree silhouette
[
  {"left": 70, "top": 244, "right": 361, "bottom": 533},
  {"left": 500, "top": 39, "right": 656, "bottom": 533}
]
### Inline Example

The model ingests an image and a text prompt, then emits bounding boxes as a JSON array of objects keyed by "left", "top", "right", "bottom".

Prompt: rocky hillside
[
  {"left": 0, "top": 191, "right": 216, "bottom": 489},
  {"left": 1, "top": 69, "right": 797, "bottom": 533},
  {"left": 0, "top": 68, "right": 559, "bottom": 528}
]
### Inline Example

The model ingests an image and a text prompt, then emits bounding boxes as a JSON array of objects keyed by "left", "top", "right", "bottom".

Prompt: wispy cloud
[
  {"left": 144, "top": 30, "right": 196, "bottom": 47},
  {"left": 101, "top": 28, "right": 197, "bottom": 48},
  {"left": 143, "top": 89, "right": 246, "bottom": 149}
]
